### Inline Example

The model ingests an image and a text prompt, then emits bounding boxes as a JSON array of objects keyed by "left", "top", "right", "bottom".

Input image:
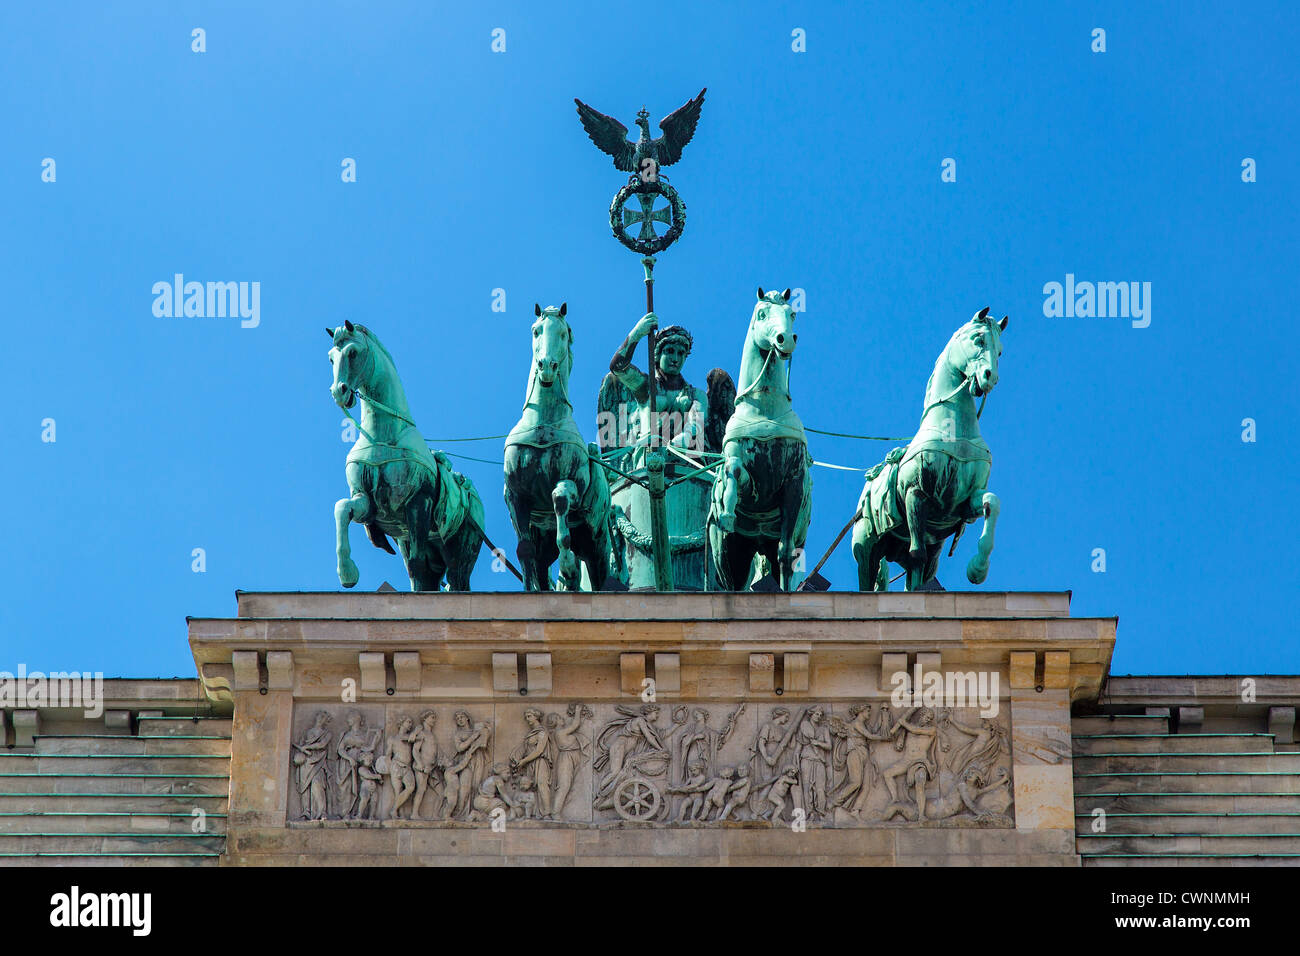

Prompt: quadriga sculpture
[
  {"left": 707, "top": 288, "right": 812, "bottom": 591},
  {"left": 327, "top": 321, "right": 485, "bottom": 591},
  {"left": 852, "top": 308, "right": 1007, "bottom": 591},
  {"left": 504, "top": 304, "right": 613, "bottom": 591}
]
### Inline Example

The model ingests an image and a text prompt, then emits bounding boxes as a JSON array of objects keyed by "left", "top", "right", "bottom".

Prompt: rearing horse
[
  {"left": 328, "top": 321, "right": 485, "bottom": 591},
  {"left": 504, "top": 304, "right": 612, "bottom": 591},
  {"left": 707, "top": 288, "right": 812, "bottom": 590},
  {"left": 852, "top": 307, "right": 1007, "bottom": 591}
]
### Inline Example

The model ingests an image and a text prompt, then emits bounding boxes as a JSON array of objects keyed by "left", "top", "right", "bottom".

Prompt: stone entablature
[{"left": 188, "top": 590, "right": 1116, "bottom": 865}]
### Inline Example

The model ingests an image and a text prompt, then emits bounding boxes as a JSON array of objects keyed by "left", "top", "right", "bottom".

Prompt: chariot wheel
[{"left": 613, "top": 775, "right": 662, "bottom": 822}]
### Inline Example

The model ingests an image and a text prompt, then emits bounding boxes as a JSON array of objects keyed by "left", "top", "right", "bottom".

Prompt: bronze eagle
[{"left": 574, "top": 88, "right": 706, "bottom": 174}]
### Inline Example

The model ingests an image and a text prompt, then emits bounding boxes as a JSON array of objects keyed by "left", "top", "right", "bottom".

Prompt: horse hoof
[
  {"left": 338, "top": 559, "right": 359, "bottom": 588},
  {"left": 966, "top": 557, "right": 988, "bottom": 584}
]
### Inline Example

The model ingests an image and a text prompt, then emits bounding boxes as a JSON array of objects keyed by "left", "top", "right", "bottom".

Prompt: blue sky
[{"left": 2, "top": 1, "right": 1296, "bottom": 677}]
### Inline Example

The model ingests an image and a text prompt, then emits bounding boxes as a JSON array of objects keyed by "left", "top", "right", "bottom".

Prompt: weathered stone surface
[{"left": 188, "top": 590, "right": 1119, "bottom": 865}]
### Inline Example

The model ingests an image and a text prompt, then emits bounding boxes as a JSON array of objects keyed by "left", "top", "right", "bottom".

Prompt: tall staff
[
  {"left": 575, "top": 89, "right": 706, "bottom": 591},
  {"left": 642, "top": 254, "right": 658, "bottom": 446}
]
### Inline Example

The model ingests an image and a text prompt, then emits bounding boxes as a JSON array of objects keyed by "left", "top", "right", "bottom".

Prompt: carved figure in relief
[
  {"left": 939, "top": 711, "right": 1005, "bottom": 778},
  {"left": 667, "top": 763, "right": 711, "bottom": 821},
  {"left": 698, "top": 707, "right": 745, "bottom": 772},
  {"left": 385, "top": 717, "right": 418, "bottom": 819},
  {"left": 884, "top": 765, "right": 1012, "bottom": 823},
  {"left": 512, "top": 774, "right": 538, "bottom": 819},
  {"left": 292, "top": 711, "right": 333, "bottom": 821},
  {"left": 594, "top": 704, "right": 675, "bottom": 821},
  {"left": 697, "top": 767, "right": 738, "bottom": 821},
  {"left": 549, "top": 703, "right": 592, "bottom": 817},
  {"left": 412, "top": 711, "right": 446, "bottom": 820},
  {"left": 718, "top": 765, "right": 751, "bottom": 821},
  {"left": 794, "top": 706, "right": 833, "bottom": 819},
  {"left": 596, "top": 703, "right": 667, "bottom": 789},
  {"left": 335, "top": 711, "right": 381, "bottom": 820},
  {"left": 511, "top": 708, "right": 557, "bottom": 819},
  {"left": 468, "top": 763, "right": 518, "bottom": 821},
  {"left": 446, "top": 713, "right": 492, "bottom": 819},
  {"left": 829, "top": 703, "right": 891, "bottom": 817},
  {"left": 877, "top": 708, "right": 941, "bottom": 821},
  {"left": 754, "top": 708, "right": 798, "bottom": 776},
  {"left": 750, "top": 708, "right": 802, "bottom": 819},
  {"left": 357, "top": 750, "right": 383, "bottom": 820},
  {"left": 757, "top": 767, "right": 801, "bottom": 822}
]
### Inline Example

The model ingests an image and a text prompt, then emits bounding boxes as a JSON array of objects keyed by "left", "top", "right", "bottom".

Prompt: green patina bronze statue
[
  {"left": 852, "top": 308, "right": 1007, "bottom": 591},
  {"left": 313, "top": 94, "right": 1020, "bottom": 598},
  {"left": 598, "top": 315, "right": 732, "bottom": 460},
  {"left": 327, "top": 322, "right": 485, "bottom": 591},
  {"left": 504, "top": 304, "right": 613, "bottom": 591},
  {"left": 596, "top": 312, "right": 735, "bottom": 591},
  {"left": 706, "top": 289, "right": 812, "bottom": 591}
]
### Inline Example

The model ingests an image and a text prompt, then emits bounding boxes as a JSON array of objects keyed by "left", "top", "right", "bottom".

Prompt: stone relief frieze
[{"left": 288, "top": 702, "right": 1013, "bottom": 827}]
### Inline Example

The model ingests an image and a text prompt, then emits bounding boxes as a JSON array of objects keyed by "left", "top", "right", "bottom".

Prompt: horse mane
[
  {"left": 351, "top": 324, "right": 396, "bottom": 371},
  {"left": 922, "top": 316, "right": 988, "bottom": 405}
]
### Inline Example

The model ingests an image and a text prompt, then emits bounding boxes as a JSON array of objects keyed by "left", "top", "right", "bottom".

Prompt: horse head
[
  {"left": 951, "top": 306, "right": 1008, "bottom": 398},
  {"left": 326, "top": 319, "right": 374, "bottom": 410},
  {"left": 750, "top": 287, "right": 797, "bottom": 358},
  {"left": 531, "top": 303, "right": 572, "bottom": 391}
]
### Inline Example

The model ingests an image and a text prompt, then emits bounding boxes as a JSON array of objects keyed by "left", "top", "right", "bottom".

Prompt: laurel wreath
[{"left": 609, "top": 178, "right": 687, "bottom": 255}]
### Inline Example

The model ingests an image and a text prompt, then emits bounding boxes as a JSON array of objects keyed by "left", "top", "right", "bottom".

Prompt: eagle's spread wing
[
  {"left": 655, "top": 88, "right": 706, "bottom": 167},
  {"left": 574, "top": 98, "right": 636, "bottom": 172}
]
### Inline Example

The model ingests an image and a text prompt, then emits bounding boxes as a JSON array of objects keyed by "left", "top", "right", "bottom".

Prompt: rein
[
  {"left": 734, "top": 344, "right": 792, "bottom": 403},
  {"left": 919, "top": 376, "right": 989, "bottom": 421},
  {"left": 339, "top": 388, "right": 418, "bottom": 448},
  {"left": 338, "top": 388, "right": 524, "bottom": 583}
]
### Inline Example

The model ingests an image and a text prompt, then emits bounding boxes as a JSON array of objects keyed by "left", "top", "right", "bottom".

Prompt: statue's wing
[
  {"left": 574, "top": 99, "right": 636, "bottom": 172},
  {"left": 704, "top": 367, "right": 736, "bottom": 454},
  {"left": 655, "top": 88, "right": 706, "bottom": 167},
  {"left": 597, "top": 371, "right": 633, "bottom": 454}
]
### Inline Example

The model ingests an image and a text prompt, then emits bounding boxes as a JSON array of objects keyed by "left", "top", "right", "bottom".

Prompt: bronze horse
[
  {"left": 707, "top": 289, "right": 812, "bottom": 590},
  {"left": 504, "top": 304, "right": 612, "bottom": 590}
]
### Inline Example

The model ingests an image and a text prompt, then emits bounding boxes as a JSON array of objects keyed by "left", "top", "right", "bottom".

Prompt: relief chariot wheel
[{"left": 613, "top": 775, "right": 662, "bottom": 821}]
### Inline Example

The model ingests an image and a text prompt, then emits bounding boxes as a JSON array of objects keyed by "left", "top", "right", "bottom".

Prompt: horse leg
[
  {"left": 579, "top": 457, "right": 611, "bottom": 591},
  {"left": 442, "top": 535, "right": 470, "bottom": 592},
  {"left": 718, "top": 452, "right": 749, "bottom": 533},
  {"left": 874, "top": 542, "right": 890, "bottom": 590},
  {"left": 706, "top": 515, "right": 727, "bottom": 590},
  {"left": 425, "top": 549, "right": 450, "bottom": 592},
  {"left": 552, "top": 480, "right": 579, "bottom": 591},
  {"left": 852, "top": 515, "right": 873, "bottom": 591},
  {"left": 922, "top": 542, "right": 943, "bottom": 589},
  {"left": 403, "top": 494, "right": 436, "bottom": 591},
  {"left": 582, "top": 518, "right": 611, "bottom": 593},
  {"left": 965, "top": 490, "right": 1001, "bottom": 584},
  {"left": 904, "top": 486, "right": 927, "bottom": 592},
  {"left": 731, "top": 537, "right": 759, "bottom": 592},
  {"left": 334, "top": 490, "right": 372, "bottom": 588},
  {"left": 504, "top": 472, "right": 542, "bottom": 591},
  {"left": 777, "top": 471, "right": 803, "bottom": 591}
]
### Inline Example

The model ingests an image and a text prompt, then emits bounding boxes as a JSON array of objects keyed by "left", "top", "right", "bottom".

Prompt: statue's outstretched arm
[{"left": 610, "top": 313, "right": 658, "bottom": 402}]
